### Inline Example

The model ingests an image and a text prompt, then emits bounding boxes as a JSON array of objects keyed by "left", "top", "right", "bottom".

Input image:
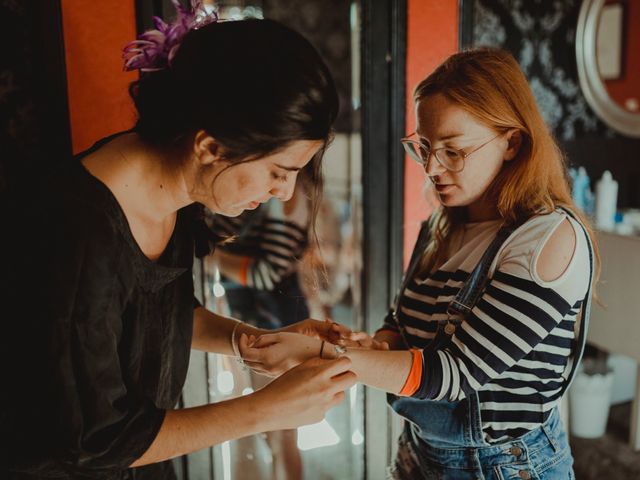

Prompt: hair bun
[{"left": 129, "top": 69, "right": 189, "bottom": 141}]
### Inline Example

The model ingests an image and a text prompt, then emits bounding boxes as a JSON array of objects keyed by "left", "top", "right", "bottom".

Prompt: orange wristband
[
  {"left": 399, "top": 349, "right": 423, "bottom": 396},
  {"left": 239, "top": 257, "right": 251, "bottom": 286}
]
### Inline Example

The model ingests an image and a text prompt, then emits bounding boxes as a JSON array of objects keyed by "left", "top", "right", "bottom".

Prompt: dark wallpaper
[
  {"left": 0, "top": 0, "right": 71, "bottom": 195},
  {"left": 468, "top": 0, "right": 640, "bottom": 208}
]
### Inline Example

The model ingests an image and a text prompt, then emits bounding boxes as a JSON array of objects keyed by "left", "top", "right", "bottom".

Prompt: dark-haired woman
[{"left": 1, "top": 8, "right": 354, "bottom": 480}]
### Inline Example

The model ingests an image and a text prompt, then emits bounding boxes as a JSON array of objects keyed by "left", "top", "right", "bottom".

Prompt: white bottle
[{"left": 595, "top": 170, "right": 618, "bottom": 231}]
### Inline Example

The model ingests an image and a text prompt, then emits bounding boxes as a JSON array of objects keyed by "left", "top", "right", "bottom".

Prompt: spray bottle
[{"left": 595, "top": 170, "right": 618, "bottom": 231}]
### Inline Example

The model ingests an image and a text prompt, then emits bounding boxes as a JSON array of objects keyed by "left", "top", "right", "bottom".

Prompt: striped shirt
[
  {"left": 384, "top": 210, "right": 590, "bottom": 443},
  {"left": 208, "top": 197, "right": 309, "bottom": 291}
]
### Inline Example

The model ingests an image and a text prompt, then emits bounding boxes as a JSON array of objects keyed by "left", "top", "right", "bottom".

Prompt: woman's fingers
[
  {"left": 317, "top": 355, "right": 353, "bottom": 379},
  {"left": 348, "top": 331, "right": 370, "bottom": 341},
  {"left": 328, "top": 320, "right": 352, "bottom": 337},
  {"left": 249, "top": 333, "right": 281, "bottom": 348},
  {"left": 238, "top": 333, "right": 267, "bottom": 362},
  {"left": 330, "top": 370, "right": 358, "bottom": 391}
]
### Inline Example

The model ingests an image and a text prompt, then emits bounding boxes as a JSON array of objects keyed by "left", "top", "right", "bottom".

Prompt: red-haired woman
[{"left": 241, "top": 48, "right": 598, "bottom": 479}]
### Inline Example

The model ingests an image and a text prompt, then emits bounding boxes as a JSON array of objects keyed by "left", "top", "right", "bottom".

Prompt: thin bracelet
[
  {"left": 319, "top": 340, "right": 326, "bottom": 359},
  {"left": 231, "top": 321, "right": 245, "bottom": 366}
]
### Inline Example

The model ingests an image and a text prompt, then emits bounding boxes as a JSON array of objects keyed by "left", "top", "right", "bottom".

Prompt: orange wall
[
  {"left": 403, "top": 0, "right": 458, "bottom": 266},
  {"left": 61, "top": 1, "right": 138, "bottom": 154}
]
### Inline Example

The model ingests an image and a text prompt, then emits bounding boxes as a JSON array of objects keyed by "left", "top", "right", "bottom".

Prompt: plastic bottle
[
  {"left": 595, "top": 170, "right": 618, "bottom": 231},
  {"left": 571, "top": 167, "right": 592, "bottom": 214}
]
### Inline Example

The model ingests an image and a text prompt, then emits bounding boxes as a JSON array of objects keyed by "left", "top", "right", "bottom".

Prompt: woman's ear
[
  {"left": 503, "top": 129, "right": 522, "bottom": 161},
  {"left": 193, "top": 130, "right": 222, "bottom": 166}
]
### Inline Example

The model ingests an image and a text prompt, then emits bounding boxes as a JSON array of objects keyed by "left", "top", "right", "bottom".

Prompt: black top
[{"left": 1, "top": 136, "right": 198, "bottom": 479}]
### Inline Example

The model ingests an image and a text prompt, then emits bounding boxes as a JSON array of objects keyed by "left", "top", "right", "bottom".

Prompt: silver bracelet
[{"left": 230, "top": 321, "right": 246, "bottom": 367}]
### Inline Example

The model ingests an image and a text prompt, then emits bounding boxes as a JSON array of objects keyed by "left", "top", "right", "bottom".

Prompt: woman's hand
[
  {"left": 255, "top": 356, "right": 357, "bottom": 431},
  {"left": 280, "top": 319, "right": 388, "bottom": 349},
  {"left": 279, "top": 318, "right": 352, "bottom": 344},
  {"left": 239, "top": 332, "right": 321, "bottom": 377},
  {"left": 343, "top": 331, "right": 390, "bottom": 351}
]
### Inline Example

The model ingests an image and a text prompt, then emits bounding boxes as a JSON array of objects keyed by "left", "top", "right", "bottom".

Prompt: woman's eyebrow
[
  {"left": 439, "top": 132, "right": 465, "bottom": 141},
  {"left": 274, "top": 163, "right": 302, "bottom": 172},
  {"left": 417, "top": 131, "right": 465, "bottom": 142}
]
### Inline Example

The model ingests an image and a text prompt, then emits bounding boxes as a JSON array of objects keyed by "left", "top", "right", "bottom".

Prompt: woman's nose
[
  {"left": 271, "top": 176, "right": 296, "bottom": 201},
  {"left": 423, "top": 152, "right": 446, "bottom": 176}
]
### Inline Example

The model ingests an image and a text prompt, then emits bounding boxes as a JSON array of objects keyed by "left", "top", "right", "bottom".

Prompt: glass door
[{"left": 199, "top": 1, "right": 365, "bottom": 479}]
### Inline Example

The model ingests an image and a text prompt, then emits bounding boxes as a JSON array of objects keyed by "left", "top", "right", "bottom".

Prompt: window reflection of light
[
  {"left": 349, "top": 384, "right": 358, "bottom": 410},
  {"left": 217, "top": 370, "right": 234, "bottom": 394},
  {"left": 213, "top": 282, "right": 225, "bottom": 298},
  {"left": 221, "top": 440, "right": 231, "bottom": 480},
  {"left": 297, "top": 419, "right": 340, "bottom": 451},
  {"left": 242, "top": 387, "right": 254, "bottom": 395},
  {"left": 351, "top": 429, "right": 364, "bottom": 446}
]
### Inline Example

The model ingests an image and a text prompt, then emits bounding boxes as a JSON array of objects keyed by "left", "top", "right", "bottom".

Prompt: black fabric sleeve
[{"left": 39, "top": 207, "right": 165, "bottom": 473}]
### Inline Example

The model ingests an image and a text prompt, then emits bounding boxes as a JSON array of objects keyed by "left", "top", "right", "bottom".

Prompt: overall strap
[{"left": 446, "top": 224, "right": 517, "bottom": 318}]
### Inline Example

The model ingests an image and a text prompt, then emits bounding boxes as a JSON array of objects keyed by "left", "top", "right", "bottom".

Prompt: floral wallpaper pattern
[{"left": 471, "top": 0, "right": 611, "bottom": 141}]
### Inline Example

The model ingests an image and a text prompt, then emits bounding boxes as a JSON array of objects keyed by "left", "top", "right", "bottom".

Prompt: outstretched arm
[
  {"left": 192, "top": 307, "right": 354, "bottom": 354},
  {"left": 132, "top": 357, "right": 356, "bottom": 467},
  {"left": 239, "top": 332, "right": 413, "bottom": 395}
]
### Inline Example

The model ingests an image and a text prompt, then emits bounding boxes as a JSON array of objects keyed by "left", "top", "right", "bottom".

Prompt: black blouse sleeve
[{"left": 39, "top": 205, "right": 165, "bottom": 473}]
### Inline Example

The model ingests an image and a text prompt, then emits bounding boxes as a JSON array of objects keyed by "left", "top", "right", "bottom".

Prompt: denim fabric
[
  {"left": 388, "top": 322, "right": 574, "bottom": 479},
  {"left": 388, "top": 404, "right": 574, "bottom": 479}
]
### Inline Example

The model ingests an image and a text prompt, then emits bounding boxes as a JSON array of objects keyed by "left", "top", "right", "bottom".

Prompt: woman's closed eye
[
  {"left": 271, "top": 171, "right": 288, "bottom": 183},
  {"left": 442, "top": 148, "right": 461, "bottom": 159}
]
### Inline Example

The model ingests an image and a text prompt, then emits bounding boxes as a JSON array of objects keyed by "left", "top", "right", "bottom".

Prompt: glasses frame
[{"left": 400, "top": 131, "right": 503, "bottom": 173}]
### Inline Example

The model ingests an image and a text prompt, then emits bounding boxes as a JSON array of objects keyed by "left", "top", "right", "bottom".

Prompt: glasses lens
[
  {"left": 402, "top": 141, "right": 428, "bottom": 166},
  {"left": 435, "top": 148, "right": 464, "bottom": 172}
]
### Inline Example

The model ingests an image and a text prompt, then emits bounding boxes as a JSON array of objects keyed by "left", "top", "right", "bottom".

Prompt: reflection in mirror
[
  {"left": 577, "top": 0, "right": 640, "bottom": 136},
  {"left": 197, "top": 2, "right": 365, "bottom": 479},
  {"left": 596, "top": 0, "right": 640, "bottom": 113}
]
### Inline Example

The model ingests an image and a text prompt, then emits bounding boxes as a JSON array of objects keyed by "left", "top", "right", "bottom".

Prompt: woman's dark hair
[
  {"left": 130, "top": 19, "right": 338, "bottom": 158},
  {"left": 129, "top": 18, "right": 338, "bottom": 263}
]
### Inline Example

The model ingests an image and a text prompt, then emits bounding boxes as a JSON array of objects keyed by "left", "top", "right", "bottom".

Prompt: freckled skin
[
  {"left": 416, "top": 94, "right": 519, "bottom": 221},
  {"left": 194, "top": 140, "right": 324, "bottom": 217}
]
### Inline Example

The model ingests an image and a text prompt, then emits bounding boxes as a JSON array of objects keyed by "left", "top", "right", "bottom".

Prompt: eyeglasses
[{"left": 400, "top": 132, "right": 502, "bottom": 173}]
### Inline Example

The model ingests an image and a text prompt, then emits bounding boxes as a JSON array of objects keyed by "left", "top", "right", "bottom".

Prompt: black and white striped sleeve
[{"left": 412, "top": 220, "right": 590, "bottom": 401}]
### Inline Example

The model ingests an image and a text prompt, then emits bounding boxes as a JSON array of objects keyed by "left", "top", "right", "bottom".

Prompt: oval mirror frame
[{"left": 576, "top": 0, "right": 640, "bottom": 137}]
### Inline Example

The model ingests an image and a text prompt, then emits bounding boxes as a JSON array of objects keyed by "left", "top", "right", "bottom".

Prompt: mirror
[
  {"left": 576, "top": 0, "right": 640, "bottom": 137},
  {"left": 195, "top": 2, "right": 366, "bottom": 479}
]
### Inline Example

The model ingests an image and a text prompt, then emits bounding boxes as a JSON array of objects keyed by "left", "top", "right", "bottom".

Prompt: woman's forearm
[
  {"left": 132, "top": 355, "right": 358, "bottom": 468},
  {"left": 131, "top": 394, "right": 266, "bottom": 467},
  {"left": 327, "top": 346, "right": 413, "bottom": 394},
  {"left": 192, "top": 306, "right": 265, "bottom": 355}
]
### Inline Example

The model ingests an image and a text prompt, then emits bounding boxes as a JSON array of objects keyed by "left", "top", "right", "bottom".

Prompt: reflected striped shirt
[{"left": 209, "top": 197, "right": 309, "bottom": 291}]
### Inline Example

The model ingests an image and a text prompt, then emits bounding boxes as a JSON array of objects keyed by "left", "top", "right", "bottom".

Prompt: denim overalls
[{"left": 387, "top": 211, "right": 593, "bottom": 480}]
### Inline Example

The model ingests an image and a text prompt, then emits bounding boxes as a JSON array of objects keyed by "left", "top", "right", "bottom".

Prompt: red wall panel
[
  {"left": 403, "top": 0, "right": 458, "bottom": 266},
  {"left": 61, "top": 1, "right": 138, "bottom": 154}
]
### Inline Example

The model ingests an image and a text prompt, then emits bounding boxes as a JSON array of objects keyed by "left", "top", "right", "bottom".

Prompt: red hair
[{"left": 414, "top": 48, "right": 599, "bottom": 285}]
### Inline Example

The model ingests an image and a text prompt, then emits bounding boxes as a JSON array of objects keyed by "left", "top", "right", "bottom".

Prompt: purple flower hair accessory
[{"left": 123, "top": 0, "right": 219, "bottom": 72}]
